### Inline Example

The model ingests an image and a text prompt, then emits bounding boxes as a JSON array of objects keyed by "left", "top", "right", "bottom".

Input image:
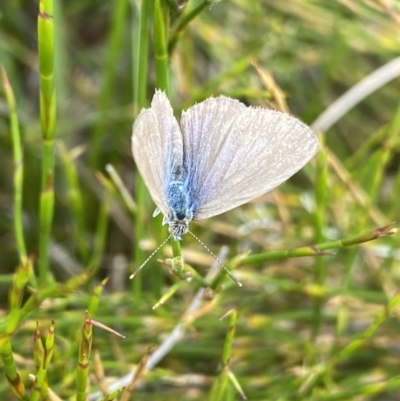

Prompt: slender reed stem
[
  {"left": 241, "top": 224, "right": 398, "bottom": 266},
  {"left": 1, "top": 67, "right": 27, "bottom": 264},
  {"left": 132, "top": 0, "right": 153, "bottom": 296},
  {"left": 38, "top": 0, "right": 57, "bottom": 283},
  {"left": 154, "top": 0, "right": 170, "bottom": 94},
  {"left": 89, "top": 0, "right": 129, "bottom": 168},
  {"left": 59, "top": 143, "right": 89, "bottom": 261}
]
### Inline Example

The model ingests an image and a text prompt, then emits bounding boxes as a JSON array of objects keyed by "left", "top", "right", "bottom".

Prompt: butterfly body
[{"left": 165, "top": 179, "right": 193, "bottom": 239}]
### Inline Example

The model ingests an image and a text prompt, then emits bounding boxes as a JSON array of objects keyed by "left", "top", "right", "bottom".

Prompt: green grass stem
[
  {"left": 1, "top": 67, "right": 27, "bottom": 264},
  {"left": 209, "top": 309, "right": 242, "bottom": 400},
  {"left": 154, "top": 0, "right": 170, "bottom": 94},
  {"left": 0, "top": 340, "right": 26, "bottom": 400},
  {"left": 132, "top": 0, "right": 153, "bottom": 298},
  {"left": 153, "top": 0, "right": 171, "bottom": 294},
  {"left": 59, "top": 142, "right": 89, "bottom": 261},
  {"left": 88, "top": 0, "right": 129, "bottom": 168},
  {"left": 106, "top": 164, "right": 137, "bottom": 215},
  {"left": 240, "top": 224, "right": 397, "bottom": 266},
  {"left": 38, "top": 0, "right": 57, "bottom": 283}
]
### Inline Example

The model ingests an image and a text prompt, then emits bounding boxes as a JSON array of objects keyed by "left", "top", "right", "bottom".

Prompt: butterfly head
[{"left": 168, "top": 220, "right": 189, "bottom": 240}]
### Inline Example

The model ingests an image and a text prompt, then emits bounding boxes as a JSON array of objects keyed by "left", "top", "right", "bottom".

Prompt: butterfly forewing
[
  {"left": 180, "top": 96, "right": 247, "bottom": 216},
  {"left": 132, "top": 91, "right": 183, "bottom": 217},
  {"left": 180, "top": 97, "right": 319, "bottom": 220}
]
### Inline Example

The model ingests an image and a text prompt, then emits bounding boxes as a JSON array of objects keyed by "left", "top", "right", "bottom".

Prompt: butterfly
[{"left": 132, "top": 90, "right": 319, "bottom": 241}]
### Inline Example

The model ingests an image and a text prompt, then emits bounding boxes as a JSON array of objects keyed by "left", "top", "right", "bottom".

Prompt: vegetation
[{"left": 1, "top": 0, "right": 400, "bottom": 399}]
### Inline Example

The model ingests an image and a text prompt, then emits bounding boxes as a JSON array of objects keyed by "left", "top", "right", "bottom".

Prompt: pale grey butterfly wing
[
  {"left": 180, "top": 96, "right": 319, "bottom": 220},
  {"left": 132, "top": 91, "right": 183, "bottom": 217},
  {"left": 180, "top": 96, "right": 247, "bottom": 218}
]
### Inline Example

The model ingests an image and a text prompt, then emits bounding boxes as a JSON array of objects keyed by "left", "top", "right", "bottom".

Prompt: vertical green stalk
[
  {"left": 89, "top": 0, "right": 129, "bottom": 168},
  {"left": 157, "top": 0, "right": 211, "bottom": 274},
  {"left": 154, "top": 0, "right": 170, "bottom": 94},
  {"left": 1, "top": 67, "right": 27, "bottom": 264},
  {"left": 38, "top": 0, "right": 57, "bottom": 283},
  {"left": 0, "top": 340, "right": 27, "bottom": 400},
  {"left": 53, "top": 0, "right": 67, "bottom": 124},
  {"left": 171, "top": 239, "right": 181, "bottom": 259},
  {"left": 132, "top": 0, "right": 153, "bottom": 297},
  {"left": 153, "top": 0, "right": 170, "bottom": 294},
  {"left": 134, "top": 0, "right": 152, "bottom": 112},
  {"left": 59, "top": 143, "right": 89, "bottom": 261}
]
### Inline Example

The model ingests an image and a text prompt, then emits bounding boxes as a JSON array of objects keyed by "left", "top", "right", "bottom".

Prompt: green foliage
[{"left": 1, "top": 0, "right": 400, "bottom": 400}]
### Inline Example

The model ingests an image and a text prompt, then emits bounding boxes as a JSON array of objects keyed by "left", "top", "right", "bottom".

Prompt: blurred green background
[{"left": 1, "top": 0, "right": 400, "bottom": 400}]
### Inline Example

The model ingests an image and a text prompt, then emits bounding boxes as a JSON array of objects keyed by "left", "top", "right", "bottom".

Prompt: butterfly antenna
[
  {"left": 129, "top": 235, "right": 172, "bottom": 279},
  {"left": 188, "top": 230, "right": 242, "bottom": 287}
]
